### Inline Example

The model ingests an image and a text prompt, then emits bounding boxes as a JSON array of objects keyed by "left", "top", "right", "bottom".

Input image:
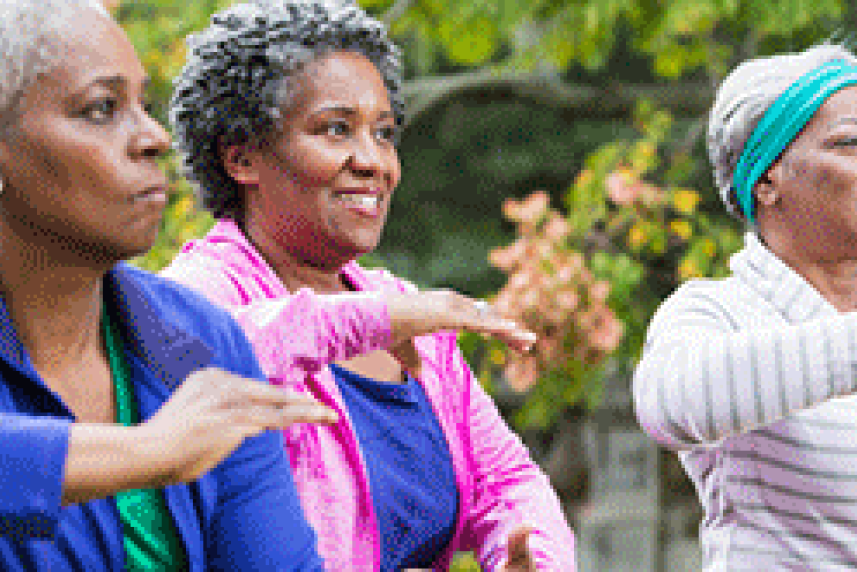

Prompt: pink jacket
[{"left": 161, "top": 220, "right": 575, "bottom": 571}]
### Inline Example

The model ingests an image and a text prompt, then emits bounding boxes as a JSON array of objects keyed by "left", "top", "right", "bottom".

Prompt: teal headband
[{"left": 732, "top": 60, "right": 857, "bottom": 224}]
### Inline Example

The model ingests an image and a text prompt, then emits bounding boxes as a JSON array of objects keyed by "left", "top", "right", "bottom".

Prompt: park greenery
[{"left": 110, "top": 0, "right": 854, "bottom": 568}]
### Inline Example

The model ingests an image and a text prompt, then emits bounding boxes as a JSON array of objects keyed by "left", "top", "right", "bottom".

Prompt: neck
[
  {"left": 0, "top": 223, "right": 109, "bottom": 373},
  {"left": 759, "top": 224, "right": 857, "bottom": 312},
  {"left": 243, "top": 219, "right": 352, "bottom": 294}
]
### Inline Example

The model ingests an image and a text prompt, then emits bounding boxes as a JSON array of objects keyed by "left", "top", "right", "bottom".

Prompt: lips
[
  {"left": 333, "top": 188, "right": 383, "bottom": 217},
  {"left": 133, "top": 185, "right": 169, "bottom": 205}
]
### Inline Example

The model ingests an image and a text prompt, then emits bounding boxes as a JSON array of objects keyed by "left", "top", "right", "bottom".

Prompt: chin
[
  {"left": 96, "top": 229, "right": 159, "bottom": 264},
  {"left": 349, "top": 236, "right": 382, "bottom": 259}
]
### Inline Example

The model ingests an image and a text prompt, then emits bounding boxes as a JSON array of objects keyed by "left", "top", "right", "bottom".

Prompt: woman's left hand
[{"left": 502, "top": 527, "right": 537, "bottom": 572}]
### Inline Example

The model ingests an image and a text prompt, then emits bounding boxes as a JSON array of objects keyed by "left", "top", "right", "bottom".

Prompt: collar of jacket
[
  {"left": 729, "top": 231, "right": 836, "bottom": 324},
  {"left": 0, "top": 262, "right": 213, "bottom": 394}
]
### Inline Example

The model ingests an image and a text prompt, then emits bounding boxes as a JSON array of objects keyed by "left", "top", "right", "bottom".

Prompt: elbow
[
  {"left": 632, "top": 372, "right": 675, "bottom": 448},
  {"left": 632, "top": 359, "right": 706, "bottom": 451}
]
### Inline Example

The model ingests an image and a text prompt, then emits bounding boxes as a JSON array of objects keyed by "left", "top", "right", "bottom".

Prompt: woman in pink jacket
[{"left": 161, "top": 1, "right": 575, "bottom": 570}]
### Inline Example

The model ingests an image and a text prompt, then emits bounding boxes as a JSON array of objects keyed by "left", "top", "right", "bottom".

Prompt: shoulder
[
  {"left": 115, "top": 263, "right": 257, "bottom": 367},
  {"left": 344, "top": 260, "right": 418, "bottom": 294},
  {"left": 647, "top": 275, "right": 749, "bottom": 339}
]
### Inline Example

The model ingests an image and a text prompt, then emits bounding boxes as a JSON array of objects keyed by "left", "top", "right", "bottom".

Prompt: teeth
[{"left": 338, "top": 194, "right": 378, "bottom": 208}]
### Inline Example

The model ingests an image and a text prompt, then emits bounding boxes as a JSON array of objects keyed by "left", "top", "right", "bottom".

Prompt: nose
[
  {"left": 347, "top": 129, "right": 388, "bottom": 180},
  {"left": 129, "top": 107, "right": 172, "bottom": 160}
]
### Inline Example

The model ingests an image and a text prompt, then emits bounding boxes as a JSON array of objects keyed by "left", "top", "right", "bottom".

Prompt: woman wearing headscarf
[
  {"left": 0, "top": 0, "right": 345, "bottom": 569},
  {"left": 161, "top": 1, "right": 575, "bottom": 570},
  {"left": 634, "top": 44, "right": 857, "bottom": 569}
]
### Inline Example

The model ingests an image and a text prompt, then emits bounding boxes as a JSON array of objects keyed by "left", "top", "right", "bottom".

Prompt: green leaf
[{"left": 438, "top": 15, "right": 500, "bottom": 65}]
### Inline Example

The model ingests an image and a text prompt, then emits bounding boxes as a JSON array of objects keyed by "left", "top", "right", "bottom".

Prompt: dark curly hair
[{"left": 169, "top": 0, "right": 403, "bottom": 225}]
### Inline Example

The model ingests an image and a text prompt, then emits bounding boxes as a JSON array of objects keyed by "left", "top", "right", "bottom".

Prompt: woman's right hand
[
  {"left": 63, "top": 367, "right": 337, "bottom": 505},
  {"left": 386, "top": 290, "right": 536, "bottom": 353},
  {"left": 140, "top": 366, "right": 338, "bottom": 484}
]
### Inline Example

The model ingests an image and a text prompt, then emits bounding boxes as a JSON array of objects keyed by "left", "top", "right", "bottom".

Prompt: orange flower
[
  {"left": 639, "top": 182, "right": 665, "bottom": 206},
  {"left": 488, "top": 238, "right": 527, "bottom": 271},
  {"left": 555, "top": 288, "right": 580, "bottom": 311},
  {"left": 555, "top": 252, "right": 584, "bottom": 282},
  {"left": 505, "top": 356, "right": 540, "bottom": 392},
  {"left": 544, "top": 212, "right": 571, "bottom": 241},
  {"left": 589, "top": 313, "right": 625, "bottom": 352},
  {"left": 502, "top": 197, "right": 524, "bottom": 222},
  {"left": 535, "top": 337, "right": 562, "bottom": 362},
  {"left": 508, "top": 270, "right": 531, "bottom": 291},
  {"left": 605, "top": 169, "right": 640, "bottom": 205},
  {"left": 588, "top": 280, "right": 611, "bottom": 304},
  {"left": 501, "top": 191, "right": 550, "bottom": 225}
]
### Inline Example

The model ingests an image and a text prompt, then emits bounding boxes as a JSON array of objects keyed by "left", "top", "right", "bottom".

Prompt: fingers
[
  {"left": 184, "top": 367, "right": 339, "bottom": 426},
  {"left": 462, "top": 301, "right": 537, "bottom": 352},
  {"left": 231, "top": 403, "right": 339, "bottom": 428}
]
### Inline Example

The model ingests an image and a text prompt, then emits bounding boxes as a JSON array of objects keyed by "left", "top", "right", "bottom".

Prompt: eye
[
  {"left": 375, "top": 125, "right": 398, "bottom": 144},
  {"left": 82, "top": 98, "right": 118, "bottom": 123},
  {"left": 325, "top": 120, "right": 350, "bottom": 138},
  {"left": 831, "top": 137, "right": 857, "bottom": 148}
]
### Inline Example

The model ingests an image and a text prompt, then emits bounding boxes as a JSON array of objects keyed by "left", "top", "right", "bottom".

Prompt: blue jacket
[{"left": 0, "top": 263, "right": 324, "bottom": 571}]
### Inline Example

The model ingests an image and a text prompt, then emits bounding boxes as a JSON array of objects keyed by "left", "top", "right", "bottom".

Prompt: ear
[
  {"left": 220, "top": 143, "right": 262, "bottom": 187},
  {"left": 755, "top": 164, "right": 781, "bottom": 208}
]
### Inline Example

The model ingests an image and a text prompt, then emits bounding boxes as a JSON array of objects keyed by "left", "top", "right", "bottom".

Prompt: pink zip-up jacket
[{"left": 161, "top": 220, "right": 575, "bottom": 571}]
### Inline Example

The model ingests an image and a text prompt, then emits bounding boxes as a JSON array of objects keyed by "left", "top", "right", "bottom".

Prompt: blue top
[
  {"left": 0, "top": 263, "right": 324, "bottom": 572},
  {"left": 329, "top": 363, "right": 458, "bottom": 571}
]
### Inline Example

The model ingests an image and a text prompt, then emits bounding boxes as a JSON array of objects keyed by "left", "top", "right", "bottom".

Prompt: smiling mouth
[
  {"left": 336, "top": 194, "right": 380, "bottom": 208},
  {"left": 133, "top": 186, "right": 169, "bottom": 204}
]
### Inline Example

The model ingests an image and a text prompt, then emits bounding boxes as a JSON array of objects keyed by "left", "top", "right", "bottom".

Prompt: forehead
[
  {"left": 290, "top": 51, "right": 391, "bottom": 112},
  {"left": 804, "top": 85, "right": 857, "bottom": 136},
  {"left": 26, "top": 9, "right": 143, "bottom": 104}
]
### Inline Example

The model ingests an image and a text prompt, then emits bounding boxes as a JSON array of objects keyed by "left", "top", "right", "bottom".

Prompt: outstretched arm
[{"left": 634, "top": 288, "right": 857, "bottom": 450}]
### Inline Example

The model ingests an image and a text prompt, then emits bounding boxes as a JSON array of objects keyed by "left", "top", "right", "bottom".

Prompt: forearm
[
  {"left": 634, "top": 312, "right": 857, "bottom": 449},
  {"left": 163, "top": 260, "right": 393, "bottom": 377},
  {"left": 62, "top": 424, "right": 173, "bottom": 506}
]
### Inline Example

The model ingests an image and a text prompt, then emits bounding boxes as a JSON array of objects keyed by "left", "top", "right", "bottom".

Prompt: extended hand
[{"left": 387, "top": 290, "right": 537, "bottom": 376}]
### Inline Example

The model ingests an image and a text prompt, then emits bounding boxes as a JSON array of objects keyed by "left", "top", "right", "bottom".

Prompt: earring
[{"left": 0, "top": 174, "right": 4, "bottom": 196}]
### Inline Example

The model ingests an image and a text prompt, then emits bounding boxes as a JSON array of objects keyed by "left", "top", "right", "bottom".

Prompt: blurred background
[{"left": 107, "top": 0, "right": 854, "bottom": 569}]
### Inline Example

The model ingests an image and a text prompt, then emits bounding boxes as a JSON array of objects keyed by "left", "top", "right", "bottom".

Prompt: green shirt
[{"left": 103, "top": 308, "right": 188, "bottom": 571}]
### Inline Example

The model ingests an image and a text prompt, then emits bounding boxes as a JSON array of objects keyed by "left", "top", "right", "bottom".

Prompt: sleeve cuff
[{"left": 0, "top": 415, "right": 70, "bottom": 540}]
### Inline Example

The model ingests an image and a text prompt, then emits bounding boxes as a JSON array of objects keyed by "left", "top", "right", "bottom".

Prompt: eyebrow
[
  {"left": 84, "top": 75, "right": 151, "bottom": 93},
  {"left": 313, "top": 105, "right": 395, "bottom": 120}
]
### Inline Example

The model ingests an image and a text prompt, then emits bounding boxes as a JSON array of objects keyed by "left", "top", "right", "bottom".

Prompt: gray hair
[
  {"left": 707, "top": 43, "right": 857, "bottom": 221},
  {"left": 169, "top": 0, "right": 403, "bottom": 225},
  {"left": 0, "top": 0, "right": 109, "bottom": 133}
]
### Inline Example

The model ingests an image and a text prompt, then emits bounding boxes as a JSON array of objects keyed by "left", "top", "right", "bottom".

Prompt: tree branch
[
  {"left": 381, "top": 0, "right": 415, "bottom": 26},
  {"left": 402, "top": 68, "right": 714, "bottom": 125}
]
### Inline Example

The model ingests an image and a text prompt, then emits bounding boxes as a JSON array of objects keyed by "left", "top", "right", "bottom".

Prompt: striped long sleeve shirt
[{"left": 633, "top": 231, "right": 857, "bottom": 571}]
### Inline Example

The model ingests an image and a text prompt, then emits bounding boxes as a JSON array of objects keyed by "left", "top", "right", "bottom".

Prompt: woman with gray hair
[
  {"left": 0, "top": 0, "right": 348, "bottom": 569},
  {"left": 161, "top": 0, "right": 575, "bottom": 570},
  {"left": 634, "top": 43, "right": 857, "bottom": 569}
]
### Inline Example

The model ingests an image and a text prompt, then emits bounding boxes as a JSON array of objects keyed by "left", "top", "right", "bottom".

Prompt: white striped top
[{"left": 633, "top": 231, "right": 857, "bottom": 571}]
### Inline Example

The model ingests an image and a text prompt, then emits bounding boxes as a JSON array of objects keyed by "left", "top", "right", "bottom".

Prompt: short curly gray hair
[
  {"left": 0, "top": 0, "right": 109, "bottom": 133},
  {"left": 169, "top": 0, "right": 403, "bottom": 225},
  {"left": 707, "top": 43, "right": 857, "bottom": 222}
]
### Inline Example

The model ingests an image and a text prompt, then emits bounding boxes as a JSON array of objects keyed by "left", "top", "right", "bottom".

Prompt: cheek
[
  {"left": 276, "top": 146, "right": 346, "bottom": 189},
  {"left": 25, "top": 128, "right": 122, "bottom": 197}
]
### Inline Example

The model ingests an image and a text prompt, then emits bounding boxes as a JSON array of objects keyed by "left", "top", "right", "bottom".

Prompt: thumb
[{"left": 390, "top": 338, "right": 422, "bottom": 379}]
